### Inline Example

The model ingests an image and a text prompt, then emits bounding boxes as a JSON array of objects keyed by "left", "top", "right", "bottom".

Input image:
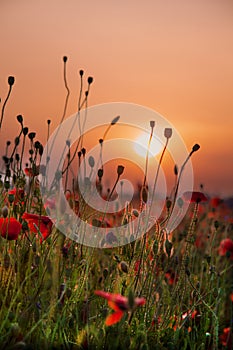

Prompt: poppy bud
[
  {"left": 87, "top": 76, "right": 93, "bottom": 85},
  {"left": 63, "top": 56, "right": 68, "bottom": 62},
  {"left": 192, "top": 144, "right": 200, "bottom": 152},
  {"left": 150, "top": 120, "right": 155, "bottom": 128},
  {"left": 79, "top": 69, "right": 84, "bottom": 76},
  {"left": 111, "top": 115, "right": 120, "bottom": 125},
  {"left": 17, "top": 115, "right": 23, "bottom": 124},
  {"left": 164, "top": 128, "right": 172, "bottom": 139},
  {"left": 2, "top": 206, "right": 8, "bottom": 218},
  {"left": 119, "top": 261, "right": 128, "bottom": 273},
  {"left": 117, "top": 165, "right": 124, "bottom": 176},
  {"left": 23, "top": 127, "right": 28, "bottom": 135},
  {"left": 28, "top": 132, "right": 36, "bottom": 140},
  {"left": 8, "top": 76, "right": 15, "bottom": 86},
  {"left": 98, "top": 168, "right": 103, "bottom": 179}
]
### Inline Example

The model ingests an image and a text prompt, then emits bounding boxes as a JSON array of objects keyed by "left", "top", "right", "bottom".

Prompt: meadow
[{"left": 0, "top": 58, "right": 232, "bottom": 349}]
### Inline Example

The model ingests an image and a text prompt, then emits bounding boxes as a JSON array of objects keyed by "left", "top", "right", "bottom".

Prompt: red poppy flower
[
  {"left": 220, "top": 327, "right": 232, "bottom": 348},
  {"left": 218, "top": 238, "right": 233, "bottom": 260},
  {"left": 95, "top": 290, "right": 145, "bottom": 326},
  {"left": 0, "top": 217, "right": 22, "bottom": 240},
  {"left": 182, "top": 191, "right": 208, "bottom": 203},
  {"left": 22, "top": 213, "right": 53, "bottom": 240}
]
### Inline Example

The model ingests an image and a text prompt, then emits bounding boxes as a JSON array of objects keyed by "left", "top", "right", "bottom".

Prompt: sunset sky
[{"left": 1, "top": 0, "right": 233, "bottom": 197}]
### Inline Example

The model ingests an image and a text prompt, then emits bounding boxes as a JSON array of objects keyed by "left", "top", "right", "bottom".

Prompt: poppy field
[{"left": 0, "top": 58, "right": 233, "bottom": 349}]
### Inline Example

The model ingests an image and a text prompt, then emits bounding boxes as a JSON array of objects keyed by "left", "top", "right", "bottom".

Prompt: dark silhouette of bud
[
  {"left": 79, "top": 70, "right": 84, "bottom": 76},
  {"left": 16, "top": 115, "right": 23, "bottom": 124},
  {"left": 174, "top": 164, "right": 178, "bottom": 175},
  {"left": 28, "top": 132, "right": 36, "bottom": 140},
  {"left": 63, "top": 56, "right": 68, "bottom": 62},
  {"left": 87, "top": 76, "right": 93, "bottom": 85},
  {"left": 98, "top": 168, "right": 103, "bottom": 179},
  {"left": 192, "top": 144, "right": 200, "bottom": 152},
  {"left": 117, "top": 165, "right": 124, "bottom": 176},
  {"left": 164, "top": 128, "right": 172, "bottom": 139},
  {"left": 99, "top": 138, "right": 103, "bottom": 144},
  {"left": 111, "top": 115, "right": 120, "bottom": 125},
  {"left": 119, "top": 261, "right": 128, "bottom": 273},
  {"left": 6, "top": 141, "right": 11, "bottom": 146},
  {"left": 47, "top": 119, "right": 51, "bottom": 125},
  {"left": 2, "top": 206, "right": 8, "bottom": 218},
  {"left": 81, "top": 148, "right": 86, "bottom": 156},
  {"left": 23, "top": 127, "right": 28, "bottom": 136},
  {"left": 8, "top": 76, "right": 15, "bottom": 86},
  {"left": 150, "top": 120, "right": 155, "bottom": 128},
  {"left": 34, "top": 141, "right": 41, "bottom": 149}
]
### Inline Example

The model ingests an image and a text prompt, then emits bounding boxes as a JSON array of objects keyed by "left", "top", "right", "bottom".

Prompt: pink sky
[{"left": 1, "top": 0, "right": 233, "bottom": 197}]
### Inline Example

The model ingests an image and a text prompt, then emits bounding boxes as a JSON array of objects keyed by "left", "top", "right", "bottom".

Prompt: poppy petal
[{"left": 105, "top": 311, "right": 124, "bottom": 326}]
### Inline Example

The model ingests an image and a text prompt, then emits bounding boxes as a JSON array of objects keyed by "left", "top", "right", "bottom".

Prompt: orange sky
[{"left": 1, "top": 0, "right": 233, "bottom": 197}]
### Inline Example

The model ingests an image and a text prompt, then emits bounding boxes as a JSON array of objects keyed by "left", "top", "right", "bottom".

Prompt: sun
[{"left": 134, "top": 133, "right": 163, "bottom": 158}]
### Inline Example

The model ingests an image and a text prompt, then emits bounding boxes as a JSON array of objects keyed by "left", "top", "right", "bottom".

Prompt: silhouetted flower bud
[
  {"left": 34, "top": 141, "right": 41, "bottom": 149},
  {"left": 164, "top": 128, "right": 172, "bottom": 139},
  {"left": 79, "top": 70, "right": 84, "bottom": 76},
  {"left": 16, "top": 115, "right": 23, "bottom": 124},
  {"left": 192, "top": 144, "right": 200, "bottom": 152},
  {"left": 2, "top": 206, "right": 8, "bottom": 218},
  {"left": 174, "top": 164, "right": 178, "bottom": 175},
  {"left": 117, "top": 165, "right": 124, "bottom": 176},
  {"left": 81, "top": 148, "right": 86, "bottom": 156},
  {"left": 87, "top": 76, "right": 93, "bottom": 84},
  {"left": 63, "top": 56, "right": 68, "bottom": 62},
  {"left": 28, "top": 132, "right": 36, "bottom": 140},
  {"left": 8, "top": 76, "right": 15, "bottom": 86},
  {"left": 119, "top": 261, "right": 128, "bottom": 273},
  {"left": 111, "top": 115, "right": 120, "bottom": 125},
  {"left": 98, "top": 168, "right": 103, "bottom": 179},
  {"left": 47, "top": 119, "right": 51, "bottom": 125},
  {"left": 150, "top": 120, "right": 155, "bottom": 128},
  {"left": 23, "top": 127, "right": 28, "bottom": 135}
]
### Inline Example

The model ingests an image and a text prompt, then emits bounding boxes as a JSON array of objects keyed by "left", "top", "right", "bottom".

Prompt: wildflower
[
  {"left": 218, "top": 238, "right": 233, "bottom": 260},
  {"left": 219, "top": 327, "right": 232, "bottom": 348},
  {"left": 95, "top": 290, "right": 145, "bottom": 326},
  {"left": 182, "top": 191, "right": 208, "bottom": 204},
  {"left": 22, "top": 213, "right": 53, "bottom": 241},
  {"left": 0, "top": 217, "right": 22, "bottom": 240}
]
